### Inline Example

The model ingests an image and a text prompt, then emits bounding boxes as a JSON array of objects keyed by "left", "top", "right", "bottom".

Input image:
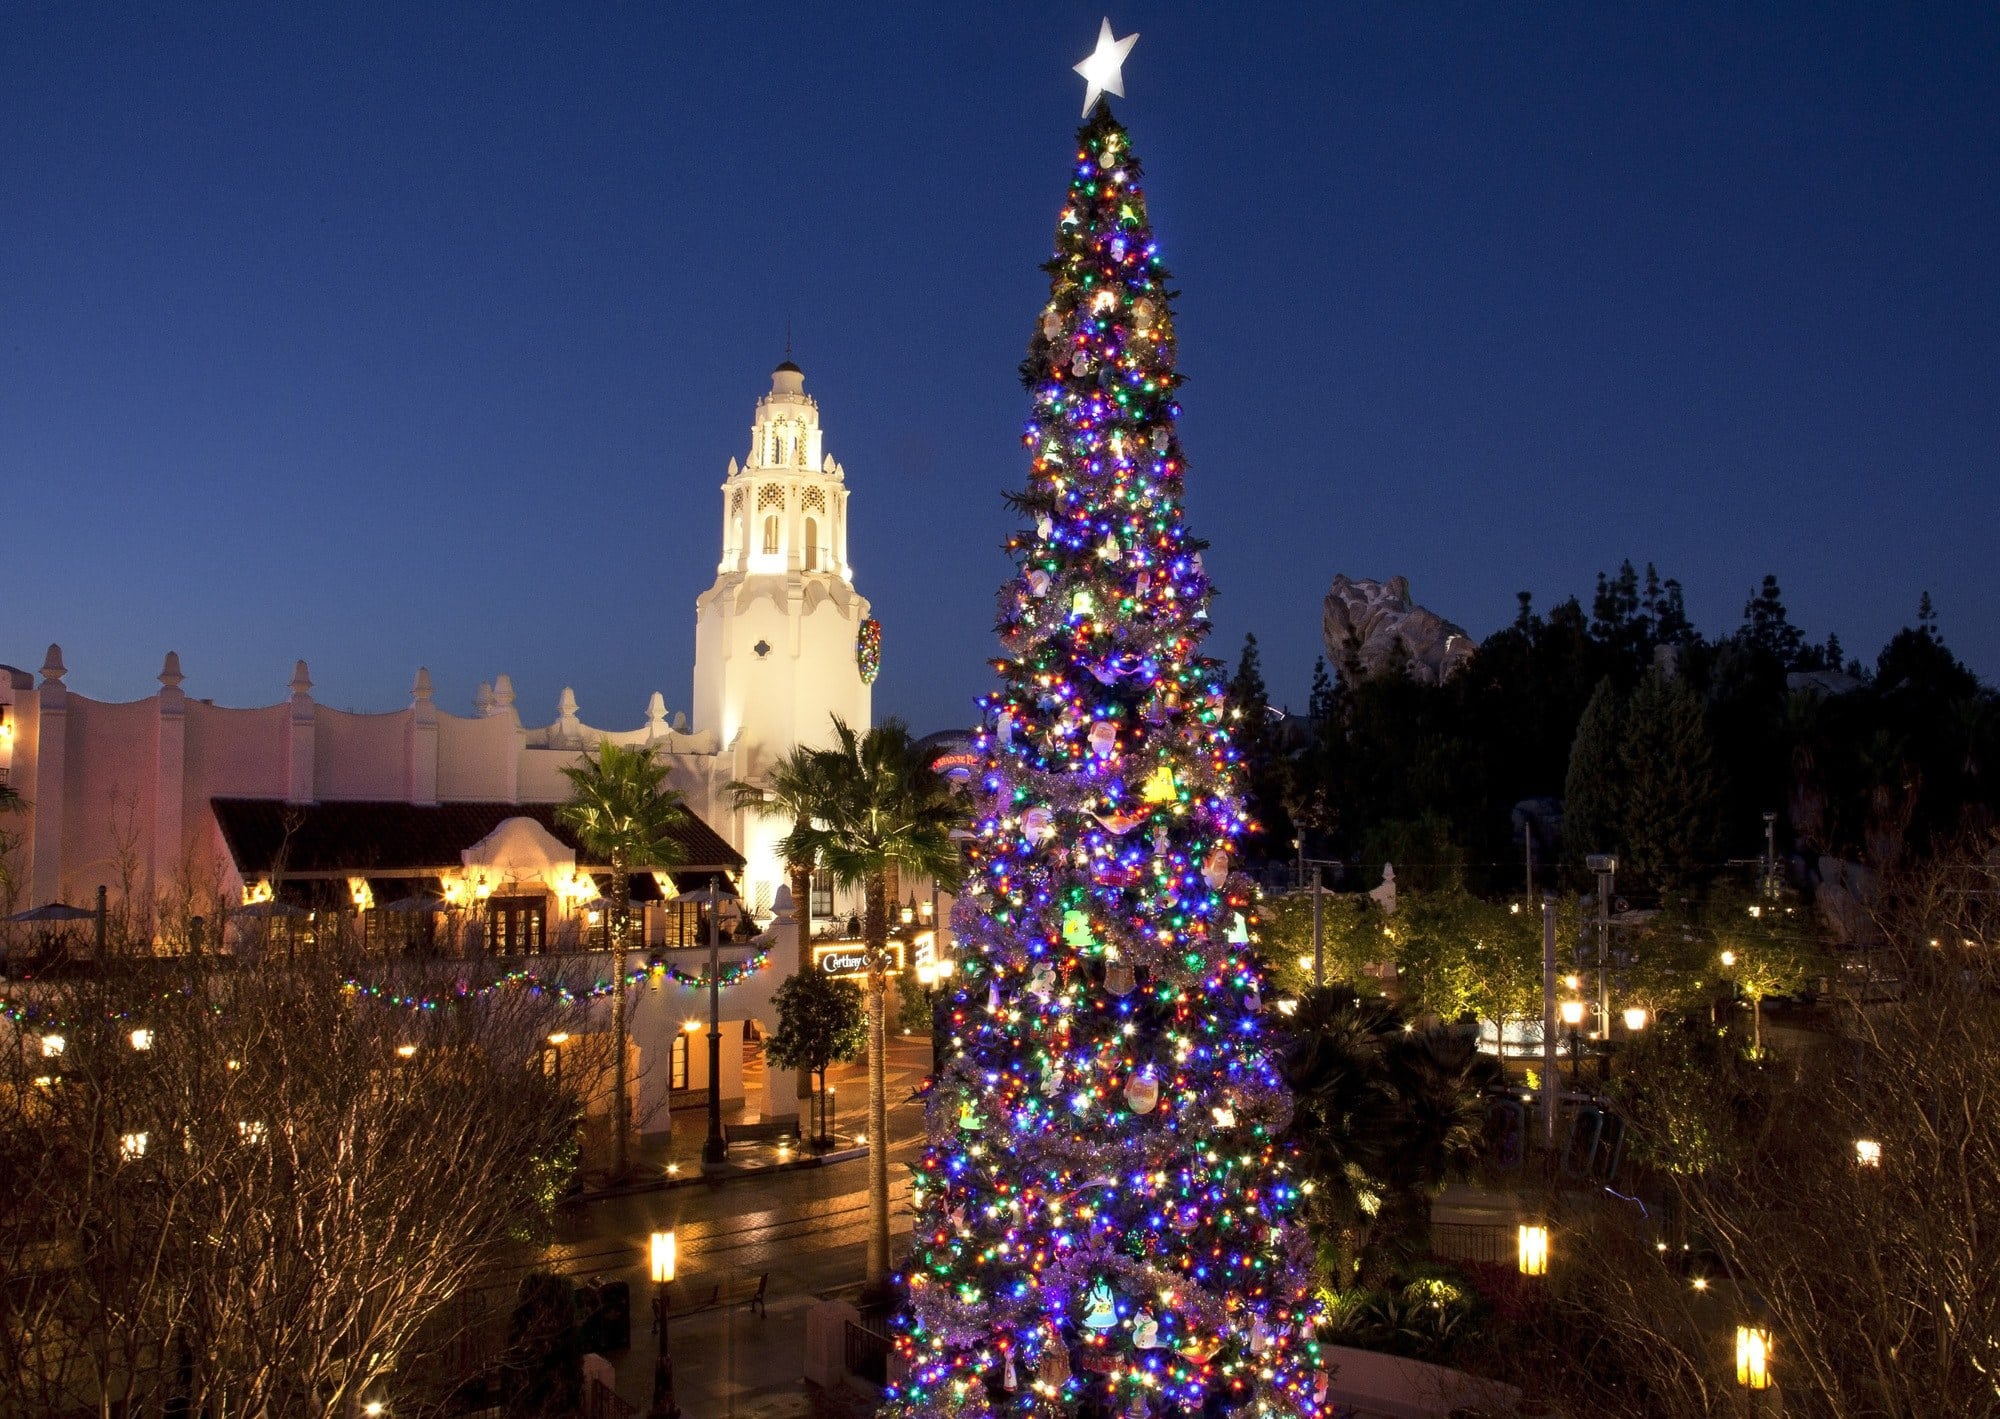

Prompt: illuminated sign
[{"left": 813, "top": 941, "right": 906, "bottom": 979}]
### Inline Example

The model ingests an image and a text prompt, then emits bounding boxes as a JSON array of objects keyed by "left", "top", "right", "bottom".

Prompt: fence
[
  {"left": 844, "top": 1318, "right": 894, "bottom": 1386},
  {"left": 1428, "top": 1221, "right": 1515, "bottom": 1266}
]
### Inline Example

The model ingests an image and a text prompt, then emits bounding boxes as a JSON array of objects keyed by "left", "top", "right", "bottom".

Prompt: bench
[
  {"left": 678, "top": 1271, "right": 768, "bottom": 1318},
  {"left": 722, "top": 1119, "right": 798, "bottom": 1147}
]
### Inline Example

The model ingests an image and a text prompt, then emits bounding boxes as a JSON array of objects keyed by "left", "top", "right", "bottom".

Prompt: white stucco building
[{"left": 0, "top": 361, "right": 889, "bottom": 1131}]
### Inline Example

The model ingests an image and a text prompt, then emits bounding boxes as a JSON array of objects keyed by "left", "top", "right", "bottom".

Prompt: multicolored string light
[
  {"left": 886, "top": 105, "right": 1324, "bottom": 1419},
  {"left": 339, "top": 946, "right": 775, "bottom": 1012}
]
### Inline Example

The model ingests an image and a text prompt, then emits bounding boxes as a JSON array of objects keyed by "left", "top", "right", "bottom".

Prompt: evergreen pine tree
[
  {"left": 1741, "top": 574, "right": 1805, "bottom": 667},
  {"left": 1307, "top": 656, "right": 1335, "bottom": 724},
  {"left": 889, "top": 105, "right": 1322, "bottom": 1419},
  {"left": 1227, "top": 634, "right": 1271, "bottom": 759},
  {"left": 1619, "top": 670, "right": 1722, "bottom": 889},
  {"left": 1563, "top": 677, "right": 1626, "bottom": 866},
  {"left": 1226, "top": 633, "right": 1293, "bottom": 860}
]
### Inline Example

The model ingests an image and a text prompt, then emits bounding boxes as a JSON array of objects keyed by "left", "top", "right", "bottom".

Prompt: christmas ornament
[
  {"left": 1097, "top": 532, "right": 1121, "bottom": 562},
  {"left": 1140, "top": 765, "right": 1177, "bottom": 802},
  {"left": 1038, "top": 514, "right": 1054, "bottom": 540},
  {"left": 1003, "top": 1350, "right": 1019, "bottom": 1392},
  {"left": 1022, "top": 806, "right": 1054, "bottom": 842},
  {"left": 1095, "top": 806, "right": 1145, "bottom": 835},
  {"left": 1104, "top": 958, "right": 1136, "bottom": 996},
  {"left": 1124, "top": 1067, "right": 1159, "bottom": 1114},
  {"left": 1082, "top": 1279, "right": 1119, "bottom": 1331},
  {"left": 1027, "top": 964, "right": 1058, "bottom": 1003},
  {"left": 1037, "top": 1335, "right": 1071, "bottom": 1387},
  {"left": 1041, "top": 1057, "right": 1066, "bottom": 1096},
  {"left": 1132, "top": 1310, "right": 1161, "bottom": 1348},
  {"left": 1202, "top": 847, "right": 1229, "bottom": 890},
  {"left": 958, "top": 1101, "right": 985, "bottom": 1132},
  {"left": 1027, "top": 569, "right": 1051, "bottom": 598},
  {"left": 1061, "top": 910, "right": 1095, "bottom": 948},
  {"left": 1250, "top": 1313, "right": 1274, "bottom": 1355},
  {"left": 1041, "top": 310, "right": 1062, "bottom": 340},
  {"left": 1151, "top": 425, "right": 1169, "bottom": 452},
  {"left": 1088, "top": 721, "right": 1118, "bottom": 757}
]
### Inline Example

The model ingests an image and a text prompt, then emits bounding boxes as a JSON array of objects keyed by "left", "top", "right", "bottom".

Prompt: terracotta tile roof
[{"left": 209, "top": 799, "right": 743, "bottom": 878}]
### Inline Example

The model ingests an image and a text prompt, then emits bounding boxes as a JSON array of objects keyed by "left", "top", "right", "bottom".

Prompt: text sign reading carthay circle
[{"left": 813, "top": 941, "right": 907, "bottom": 979}]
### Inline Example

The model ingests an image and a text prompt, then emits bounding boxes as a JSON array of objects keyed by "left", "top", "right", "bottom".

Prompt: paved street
[{"left": 498, "top": 1036, "right": 935, "bottom": 1416}]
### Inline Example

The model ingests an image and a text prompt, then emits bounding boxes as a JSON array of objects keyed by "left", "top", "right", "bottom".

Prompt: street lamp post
[
  {"left": 1586, "top": 853, "right": 1616, "bottom": 1070},
  {"left": 685, "top": 878, "right": 738, "bottom": 1170},
  {"left": 1560, "top": 999, "right": 1586, "bottom": 1086},
  {"left": 648, "top": 1230, "right": 680, "bottom": 1419}
]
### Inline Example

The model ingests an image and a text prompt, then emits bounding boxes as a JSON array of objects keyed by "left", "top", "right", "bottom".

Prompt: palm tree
[
  {"left": 556, "top": 740, "right": 689, "bottom": 1179},
  {"left": 786, "top": 716, "right": 965, "bottom": 1289},
  {"left": 727, "top": 745, "right": 842, "bottom": 1134}
]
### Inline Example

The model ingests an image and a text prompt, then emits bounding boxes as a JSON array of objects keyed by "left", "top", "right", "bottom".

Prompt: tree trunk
[
  {"left": 791, "top": 855, "right": 815, "bottom": 1139},
  {"left": 865, "top": 870, "right": 891, "bottom": 1289},
  {"left": 611, "top": 850, "right": 631, "bottom": 1180}
]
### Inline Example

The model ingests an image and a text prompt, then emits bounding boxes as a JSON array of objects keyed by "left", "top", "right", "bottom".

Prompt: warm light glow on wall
[
  {"left": 242, "top": 879, "right": 274, "bottom": 906},
  {"left": 348, "top": 877, "right": 374, "bottom": 912},
  {"left": 1855, "top": 1138, "right": 1882, "bottom": 1167}
]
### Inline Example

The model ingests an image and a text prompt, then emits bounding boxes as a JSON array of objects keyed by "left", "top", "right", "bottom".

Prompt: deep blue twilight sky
[{"left": 3, "top": 2, "right": 1996, "bottom": 736}]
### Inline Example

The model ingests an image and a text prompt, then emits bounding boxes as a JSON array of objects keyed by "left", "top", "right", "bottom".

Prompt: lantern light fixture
[
  {"left": 1517, "top": 1223, "right": 1550, "bottom": 1277},
  {"left": 1735, "top": 1325, "right": 1773, "bottom": 1390}
]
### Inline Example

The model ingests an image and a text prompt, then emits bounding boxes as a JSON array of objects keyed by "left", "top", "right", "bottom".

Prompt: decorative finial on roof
[
  {"left": 558, "top": 686, "right": 578, "bottom": 717},
  {"left": 647, "top": 692, "right": 668, "bottom": 732},
  {"left": 40, "top": 644, "right": 66, "bottom": 687},
  {"left": 492, "top": 673, "right": 516, "bottom": 710},
  {"left": 290, "top": 660, "right": 313, "bottom": 699},
  {"left": 412, "top": 667, "right": 434, "bottom": 704},
  {"left": 474, "top": 681, "right": 494, "bottom": 714},
  {"left": 158, "top": 651, "right": 184, "bottom": 690}
]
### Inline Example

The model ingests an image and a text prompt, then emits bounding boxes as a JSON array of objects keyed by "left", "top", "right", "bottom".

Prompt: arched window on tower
[
  {"left": 768, "top": 427, "right": 781, "bottom": 464},
  {"left": 763, "top": 514, "right": 780, "bottom": 556},
  {"left": 803, "top": 517, "right": 819, "bottom": 571}
]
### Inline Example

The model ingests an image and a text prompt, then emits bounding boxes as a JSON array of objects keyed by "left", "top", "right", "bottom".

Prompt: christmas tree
[{"left": 888, "top": 102, "right": 1324, "bottom": 1419}]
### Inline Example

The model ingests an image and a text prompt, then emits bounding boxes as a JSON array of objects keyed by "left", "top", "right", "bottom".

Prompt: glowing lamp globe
[
  {"left": 649, "top": 1230, "right": 677, "bottom": 1285},
  {"left": 1517, "top": 1223, "right": 1550, "bottom": 1277},
  {"left": 1735, "top": 1325, "right": 1772, "bottom": 1390}
]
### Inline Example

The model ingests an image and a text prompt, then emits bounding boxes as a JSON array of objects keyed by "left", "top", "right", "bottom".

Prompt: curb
[{"left": 576, "top": 1144, "right": 871, "bottom": 1202}]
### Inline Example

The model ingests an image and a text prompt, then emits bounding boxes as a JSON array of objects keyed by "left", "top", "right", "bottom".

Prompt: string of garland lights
[
  {"left": 885, "top": 54, "right": 1326, "bottom": 1419},
  {"left": 337, "top": 945, "right": 776, "bottom": 1013}
]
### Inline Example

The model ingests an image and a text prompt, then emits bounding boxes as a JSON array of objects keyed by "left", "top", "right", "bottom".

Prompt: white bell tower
[{"left": 692, "top": 361, "right": 873, "bottom": 911}]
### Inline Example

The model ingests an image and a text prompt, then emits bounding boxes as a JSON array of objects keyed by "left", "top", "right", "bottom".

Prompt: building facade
[{"left": 0, "top": 361, "right": 886, "bottom": 1129}]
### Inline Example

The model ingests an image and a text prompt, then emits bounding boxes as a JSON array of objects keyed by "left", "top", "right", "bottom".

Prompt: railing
[
  {"left": 1428, "top": 1221, "right": 1514, "bottom": 1266},
  {"left": 582, "top": 1374, "right": 638, "bottom": 1418},
  {"left": 844, "top": 1318, "right": 894, "bottom": 1385}
]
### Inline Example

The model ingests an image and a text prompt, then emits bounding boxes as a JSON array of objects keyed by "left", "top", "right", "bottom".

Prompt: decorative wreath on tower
[{"left": 857, "top": 617, "right": 882, "bottom": 684}]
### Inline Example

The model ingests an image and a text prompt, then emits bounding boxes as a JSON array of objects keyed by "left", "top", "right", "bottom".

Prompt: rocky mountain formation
[{"left": 1322, "top": 574, "right": 1475, "bottom": 685}]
